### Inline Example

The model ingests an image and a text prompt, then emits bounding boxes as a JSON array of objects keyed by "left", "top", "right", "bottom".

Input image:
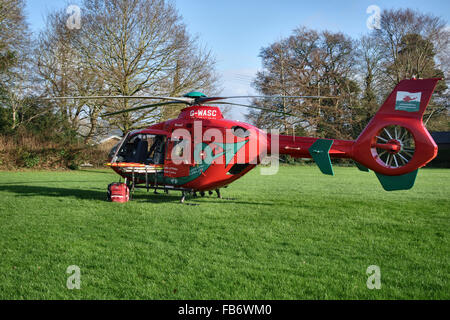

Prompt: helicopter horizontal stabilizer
[
  {"left": 308, "top": 139, "right": 334, "bottom": 176},
  {"left": 375, "top": 170, "right": 419, "bottom": 191}
]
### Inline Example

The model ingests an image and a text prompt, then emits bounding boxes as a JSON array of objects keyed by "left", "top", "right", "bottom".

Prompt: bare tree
[
  {"left": 373, "top": 8, "right": 448, "bottom": 129},
  {"left": 351, "top": 35, "right": 385, "bottom": 134},
  {"left": 35, "top": 9, "right": 107, "bottom": 142},
  {"left": 374, "top": 8, "right": 447, "bottom": 85},
  {"left": 249, "top": 38, "right": 296, "bottom": 132},
  {"left": 249, "top": 27, "right": 359, "bottom": 139},
  {"left": 0, "top": 0, "right": 34, "bottom": 131},
  {"left": 35, "top": 0, "right": 219, "bottom": 139},
  {"left": 76, "top": 0, "right": 219, "bottom": 132},
  {"left": 435, "top": 27, "right": 450, "bottom": 79},
  {"left": 0, "top": 0, "right": 27, "bottom": 74}
]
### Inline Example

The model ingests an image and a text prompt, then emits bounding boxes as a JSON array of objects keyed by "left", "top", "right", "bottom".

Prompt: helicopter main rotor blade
[
  {"left": 198, "top": 95, "right": 337, "bottom": 104},
  {"left": 42, "top": 94, "right": 338, "bottom": 106},
  {"left": 213, "top": 101, "right": 296, "bottom": 117},
  {"left": 42, "top": 95, "right": 194, "bottom": 104},
  {"left": 102, "top": 101, "right": 184, "bottom": 117}
]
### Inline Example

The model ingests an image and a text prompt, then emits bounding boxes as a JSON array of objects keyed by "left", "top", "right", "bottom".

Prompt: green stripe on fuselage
[{"left": 163, "top": 140, "right": 249, "bottom": 186}]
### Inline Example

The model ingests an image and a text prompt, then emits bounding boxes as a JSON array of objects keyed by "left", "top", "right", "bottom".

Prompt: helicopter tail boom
[{"left": 273, "top": 78, "right": 440, "bottom": 190}]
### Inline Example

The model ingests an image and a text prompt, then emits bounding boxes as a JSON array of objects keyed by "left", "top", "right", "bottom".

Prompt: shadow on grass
[
  {"left": 0, "top": 181, "right": 98, "bottom": 185},
  {"left": 0, "top": 184, "right": 274, "bottom": 206},
  {"left": 0, "top": 184, "right": 107, "bottom": 200},
  {"left": 0, "top": 184, "right": 179, "bottom": 203}
]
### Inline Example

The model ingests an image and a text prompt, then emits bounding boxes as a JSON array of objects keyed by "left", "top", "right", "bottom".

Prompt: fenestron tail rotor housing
[{"left": 372, "top": 125, "right": 416, "bottom": 169}]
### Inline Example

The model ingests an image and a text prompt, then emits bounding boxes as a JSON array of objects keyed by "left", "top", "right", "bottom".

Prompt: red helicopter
[{"left": 51, "top": 78, "right": 440, "bottom": 203}]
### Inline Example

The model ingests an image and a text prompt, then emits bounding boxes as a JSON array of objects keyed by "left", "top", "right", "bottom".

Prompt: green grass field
[{"left": 0, "top": 166, "right": 448, "bottom": 299}]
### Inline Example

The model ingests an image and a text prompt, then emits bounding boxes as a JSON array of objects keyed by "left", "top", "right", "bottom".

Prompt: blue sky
[{"left": 25, "top": 0, "right": 450, "bottom": 119}]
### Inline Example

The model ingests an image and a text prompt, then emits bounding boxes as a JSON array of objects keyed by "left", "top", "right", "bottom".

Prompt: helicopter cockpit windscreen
[{"left": 110, "top": 134, "right": 166, "bottom": 165}]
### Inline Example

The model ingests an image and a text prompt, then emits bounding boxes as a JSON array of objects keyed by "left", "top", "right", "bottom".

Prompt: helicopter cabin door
[{"left": 164, "top": 136, "right": 192, "bottom": 179}]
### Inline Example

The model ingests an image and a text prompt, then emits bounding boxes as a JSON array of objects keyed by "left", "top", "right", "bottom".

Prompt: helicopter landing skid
[{"left": 120, "top": 178, "right": 230, "bottom": 205}]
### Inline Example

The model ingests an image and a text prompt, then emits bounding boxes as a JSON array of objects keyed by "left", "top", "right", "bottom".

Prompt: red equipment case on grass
[{"left": 107, "top": 183, "right": 129, "bottom": 203}]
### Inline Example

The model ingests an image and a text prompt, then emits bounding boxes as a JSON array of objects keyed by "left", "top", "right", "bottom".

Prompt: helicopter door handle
[{"left": 285, "top": 146, "right": 301, "bottom": 150}]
